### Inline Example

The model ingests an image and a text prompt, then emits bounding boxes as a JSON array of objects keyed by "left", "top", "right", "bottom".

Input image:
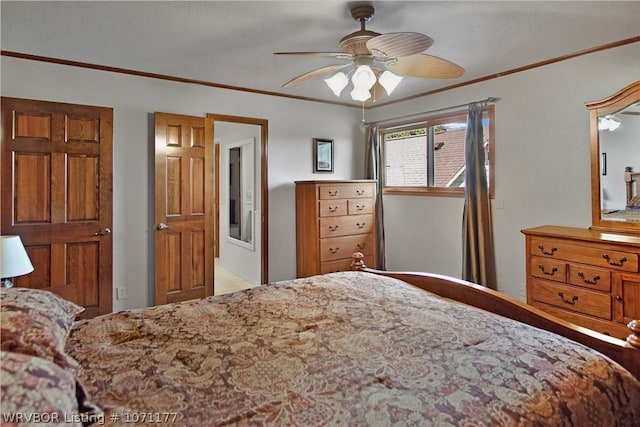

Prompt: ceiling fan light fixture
[
  {"left": 350, "top": 87, "right": 371, "bottom": 102},
  {"left": 598, "top": 115, "right": 622, "bottom": 131},
  {"left": 351, "top": 65, "right": 376, "bottom": 91},
  {"left": 378, "top": 70, "right": 402, "bottom": 95},
  {"left": 324, "top": 72, "right": 349, "bottom": 97}
]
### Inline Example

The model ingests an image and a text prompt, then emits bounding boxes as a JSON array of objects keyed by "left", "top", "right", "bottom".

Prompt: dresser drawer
[
  {"left": 319, "top": 215, "right": 373, "bottom": 238},
  {"left": 320, "top": 254, "right": 374, "bottom": 274},
  {"left": 320, "top": 234, "right": 374, "bottom": 262},
  {"left": 348, "top": 198, "right": 374, "bottom": 215},
  {"left": 530, "top": 256, "right": 566, "bottom": 283},
  {"left": 319, "top": 184, "right": 373, "bottom": 200},
  {"left": 529, "top": 278, "right": 611, "bottom": 320},
  {"left": 567, "top": 264, "right": 611, "bottom": 292},
  {"left": 530, "top": 238, "right": 638, "bottom": 272},
  {"left": 319, "top": 199, "right": 347, "bottom": 217},
  {"left": 532, "top": 302, "right": 630, "bottom": 339}
]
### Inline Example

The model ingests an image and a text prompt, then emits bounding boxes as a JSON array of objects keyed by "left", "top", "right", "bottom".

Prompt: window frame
[{"left": 381, "top": 105, "right": 495, "bottom": 198}]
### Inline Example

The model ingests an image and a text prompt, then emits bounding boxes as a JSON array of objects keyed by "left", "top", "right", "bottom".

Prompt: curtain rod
[{"left": 364, "top": 96, "right": 501, "bottom": 127}]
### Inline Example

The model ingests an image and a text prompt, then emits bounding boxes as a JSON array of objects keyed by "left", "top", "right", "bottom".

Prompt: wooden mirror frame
[{"left": 587, "top": 81, "right": 640, "bottom": 234}]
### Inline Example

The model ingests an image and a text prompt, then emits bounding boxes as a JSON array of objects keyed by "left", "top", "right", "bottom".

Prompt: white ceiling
[{"left": 2, "top": 1, "right": 639, "bottom": 107}]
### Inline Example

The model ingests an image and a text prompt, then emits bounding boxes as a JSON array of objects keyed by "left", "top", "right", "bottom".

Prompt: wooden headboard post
[
  {"left": 350, "top": 252, "right": 640, "bottom": 380},
  {"left": 625, "top": 166, "right": 640, "bottom": 203}
]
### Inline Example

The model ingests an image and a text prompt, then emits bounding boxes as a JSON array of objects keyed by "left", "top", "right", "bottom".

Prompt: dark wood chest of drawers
[
  {"left": 296, "top": 180, "right": 377, "bottom": 278},
  {"left": 522, "top": 225, "right": 640, "bottom": 339}
]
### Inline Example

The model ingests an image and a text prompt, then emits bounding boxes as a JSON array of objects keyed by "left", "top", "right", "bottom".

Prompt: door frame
[{"left": 207, "top": 113, "right": 268, "bottom": 284}]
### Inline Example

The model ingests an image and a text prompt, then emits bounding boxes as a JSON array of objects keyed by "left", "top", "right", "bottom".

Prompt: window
[{"left": 382, "top": 106, "right": 494, "bottom": 197}]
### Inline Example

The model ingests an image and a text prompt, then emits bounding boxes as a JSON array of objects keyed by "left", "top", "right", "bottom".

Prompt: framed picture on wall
[{"left": 313, "top": 138, "right": 334, "bottom": 173}]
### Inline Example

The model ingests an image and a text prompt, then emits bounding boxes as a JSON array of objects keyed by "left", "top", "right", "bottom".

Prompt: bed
[
  {"left": 2, "top": 255, "right": 639, "bottom": 426},
  {"left": 603, "top": 166, "right": 640, "bottom": 222}
]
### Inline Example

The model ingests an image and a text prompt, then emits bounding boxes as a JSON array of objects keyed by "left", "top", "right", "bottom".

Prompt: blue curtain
[
  {"left": 365, "top": 125, "right": 386, "bottom": 270},
  {"left": 462, "top": 102, "right": 497, "bottom": 288}
]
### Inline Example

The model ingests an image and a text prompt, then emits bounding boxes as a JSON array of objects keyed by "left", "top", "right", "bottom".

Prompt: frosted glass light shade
[
  {"left": 598, "top": 115, "right": 621, "bottom": 131},
  {"left": 325, "top": 72, "right": 349, "bottom": 97},
  {"left": 379, "top": 70, "right": 403, "bottom": 95},
  {"left": 350, "top": 87, "right": 371, "bottom": 102},
  {"left": 0, "top": 235, "right": 34, "bottom": 279},
  {"left": 325, "top": 66, "right": 403, "bottom": 102},
  {"left": 351, "top": 65, "right": 376, "bottom": 91}
]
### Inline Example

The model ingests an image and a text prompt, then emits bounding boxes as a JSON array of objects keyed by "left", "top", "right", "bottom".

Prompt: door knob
[
  {"left": 157, "top": 223, "right": 170, "bottom": 230},
  {"left": 94, "top": 228, "right": 112, "bottom": 236}
]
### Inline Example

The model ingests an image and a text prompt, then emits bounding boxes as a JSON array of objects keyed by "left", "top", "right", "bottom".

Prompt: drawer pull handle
[
  {"left": 557, "top": 292, "right": 579, "bottom": 305},
  {"left": 537, "top": 245, "right": 557, "bottom": 256},
  {"left": 356, "top": 189, "right": 365, "bottom": 195},
  {"left": 356, "top": 204, "right": 365, "bottom": 210},
  {"left": 328, "top": 225, "right": 339, "bottom": 232},
  {"left": 602, "top": 254, "right": 627, "bottom": 266},
  {"left": 328, "top": 190, "right": 339, "bottom": 197},
  {"left": 328, "top": 206, "right": 339, "bottom": 212},
  {"left": 538, "top": 265, "right": 558, "bottom": 276},
  {"left": 329, "top": 247, "right": 340, "bottom": 254},
  {"left": 356, "top": 243, "right": 366, "bottom": 250},
  {"left": 356, "top": 223, "right": 366, "bottom": 229},
  {"left": 558, "top": 292, "right": 578, "bottom": 305},
  {"left": 615, "top": 295, "right": 623, "bottom": 302},
  {"left": 577, "top": 272, "right": 600, "bottom": 285}
]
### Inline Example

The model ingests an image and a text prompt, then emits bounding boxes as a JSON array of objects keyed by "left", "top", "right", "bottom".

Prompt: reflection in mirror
[
  {"left": 599, "top": 103, "right": 640, "bottom": 221},
  {"left": 229, "top": 147, "right": 242, "bottom": 240},
  {"left": 587, "top": 81, "right": 640, "bottom": 234},
  {"left": 227, "top": 138, "right": 255, "bottom": 248}
]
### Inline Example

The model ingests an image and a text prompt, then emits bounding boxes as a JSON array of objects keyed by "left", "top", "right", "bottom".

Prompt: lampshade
[
  {"left": 378, "top": 70, "right": 403, "bottom": 95},
  {"left": 0, "top": 235, "right": 34, "bottom": 279},
  {"left": 598, "top": 115, "right": 621, "bottom": 132},
  {"left": 324, "top": 72, "right": 349, "bottom": 97},
  {"left": 350, "top": 87, "right": 372, "bottom": 102},
  {"left": 351, "top": 65, "right": 376, "bottom": 92}
]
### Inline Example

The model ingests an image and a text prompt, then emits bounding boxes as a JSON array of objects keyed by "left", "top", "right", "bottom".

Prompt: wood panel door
[
  {"left": 1, "top": 97, "right": 113, "bottom": 318},
  {"left": 154, "top": 113, "right": 214, "bottom": 305}
]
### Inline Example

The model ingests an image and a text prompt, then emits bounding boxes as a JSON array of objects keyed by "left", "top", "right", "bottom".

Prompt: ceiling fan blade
[
  {"left": 367, "top": 32, "right": 434, "bottom": 58},
  {"left": 282, "top": 64, "right": 350, "bottom": 88},
  {"left": 274, "top": 51, "right": 353, "bottom": 60},
  {"left": 386, "top": 53, "right": 464, "bottom": 79}
]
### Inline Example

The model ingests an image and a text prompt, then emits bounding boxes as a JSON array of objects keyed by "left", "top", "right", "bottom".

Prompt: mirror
[
  {"left": 587, "top": 81, "right": 640, "bottom": 234},
  {"left": 227, "top": 137, "right": 255, "bottom": 249}
]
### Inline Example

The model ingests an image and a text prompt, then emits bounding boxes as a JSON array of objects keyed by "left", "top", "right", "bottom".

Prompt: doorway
[{"left": 208, "top": 114, "right": 268, "bottom": 290}]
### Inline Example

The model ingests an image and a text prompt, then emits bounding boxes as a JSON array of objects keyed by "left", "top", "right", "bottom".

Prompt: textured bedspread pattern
[{"left": 66, "top": 272, "right": 640, "bottom": 426}]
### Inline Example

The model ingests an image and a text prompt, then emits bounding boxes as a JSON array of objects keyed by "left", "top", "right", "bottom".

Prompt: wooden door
[
  {"left": 1, "top": 97, "right": 113, "bottom": 318},
  {"left": 214, "top": 143, "right": 220, "bottom": 258},
  {"left": 154, "top": 113, "right": 214, "bottom": 304}
]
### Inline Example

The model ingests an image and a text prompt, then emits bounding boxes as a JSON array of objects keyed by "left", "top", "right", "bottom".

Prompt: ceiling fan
[{"left": 274, "top": 4, "right": 464, "bottom": 102}]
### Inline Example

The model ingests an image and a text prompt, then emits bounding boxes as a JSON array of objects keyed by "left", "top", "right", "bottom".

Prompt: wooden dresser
[
  {"left": 522, "top": 225, "right": 640, "bottom": 339},
  {"left": 296, "top": 180, "right": 377, "bottom": 278}
]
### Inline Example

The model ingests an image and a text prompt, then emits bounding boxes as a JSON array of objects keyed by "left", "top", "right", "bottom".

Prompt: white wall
[
  {"left": 367, "top": 42, "right": 639, "bottom": 300},
  {"left": 1, "top": 56, "right": 363, "bottom": 310},
  {"left": 2, "top": 42, "right": 638, "bottom": 309}
]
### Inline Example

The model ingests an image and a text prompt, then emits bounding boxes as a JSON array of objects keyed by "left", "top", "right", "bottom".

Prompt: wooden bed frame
[
  {"left": 350, "top": 252, "right": 640, "bottom": 380},
  {"left": 625, "top": 166, "right": 640, "bottom": 207}
]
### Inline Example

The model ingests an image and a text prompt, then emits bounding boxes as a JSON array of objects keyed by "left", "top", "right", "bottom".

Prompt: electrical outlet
[{"left": 116, "top": 287, "right": 127, "bottom": 300}]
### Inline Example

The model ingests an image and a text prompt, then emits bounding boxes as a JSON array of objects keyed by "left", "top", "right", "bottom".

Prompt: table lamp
[{"left": 0, "top": 235, "right": 34, "bottom": 288}]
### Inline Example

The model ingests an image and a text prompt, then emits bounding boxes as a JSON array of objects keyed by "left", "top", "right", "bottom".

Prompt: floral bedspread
[{"left": 66, "top": 272, "right": 640, "bottom": 426}]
